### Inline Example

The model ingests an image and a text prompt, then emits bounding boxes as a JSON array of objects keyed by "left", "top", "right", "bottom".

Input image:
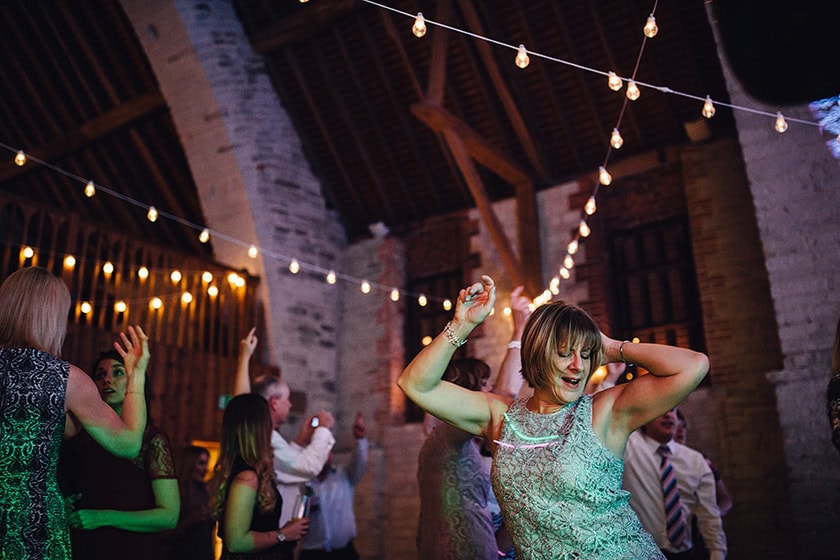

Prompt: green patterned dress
[
  {"left": 0, "top": 347, "right": 72, "bottom": 559},
  {"left": 490, "top": 395, "right": 664, "bottom": 560}
]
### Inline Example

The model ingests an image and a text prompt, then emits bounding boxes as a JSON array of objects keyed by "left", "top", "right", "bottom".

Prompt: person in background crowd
[
  {"left": 0, "top": 266, "right": 149, "bottom": 560},
  {"left": 674, "top": 410, "right": 733, "bottom": 517},
  {"left": 399, "top": 274, "right": 709, "bottom": 559},
  {"left": 623, "top": 409, "right": 727, "bottom": 560},
  {"left": 169, "top": 445, "right": 216, "bottom": 560},
  {"left": 234, "top": 328, "right": 336, "bottom": 538},
  {"left": 828, "top": 315, "right": 840, "bottom": 454},
  {"left": 416, "top": 358, "right": 498, "bottom": 560},
  {"left": 61, "top": 348, "right": 179, "bottom": 560},
  {"left": 211, "top": 393, "right": 309, "bottom": 559},
  {"left": 299, "top": 411, "right": 369, "bottom": 560}
]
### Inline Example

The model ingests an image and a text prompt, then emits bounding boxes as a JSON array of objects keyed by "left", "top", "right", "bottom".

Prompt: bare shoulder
[
  {"left": 485, "top": 393, "right": 513, "bottom": 442},
  {"left": 233, "top": 468, "right": 259, "bottom": 487}
]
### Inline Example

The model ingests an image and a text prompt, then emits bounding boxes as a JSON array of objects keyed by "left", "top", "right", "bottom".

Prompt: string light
[
  {"left": 207, "top": 285, "right": 219, "bottom": 297},
  {"left": 515, "top": 44, "right": 530, "bottom": 69},
  {"left": 248, "top": 245, "right": 258, "bottom": 258},
  {"left": 610, "top": 128, "right": 624, "bottom": 149},
  {"left": 774, "top": 112, "right": 788, "bottom": 133},
  {"left": 503, "top": 306, "right": 512, "bottom": 316},
  {"left": 360, "top": 280, "right": 371, "bottom": 294},
  {"left": 21, "top": 246, "right": 34, "bottom": 259},
  {"left": 418, "top": 294, "right": 428, "bottom": 307},
  {"left": 289, "top": 259, "right": 300, "bottom": 274},
  {"left": 201, "top": 271, "right": 213, "bottom": 283},
  {"left": 103, "top": 261, "right": 114, "bottom": 275},
  {"left": 702, "top": 95, "right": 716, "bottom": 119},
  {"left": 170, "top": 270, "right": 182, "bottom": 283},
  {"left": 567, "top": 239, "right": 579, "bottom": 255},
  {"left": 412, "top": 12, "right": 426, "bottom": 38},
  {"left": 598, "top": 166, "right": 612, "bottom": 186},
  {"left": 626, "top": 80, "right": 640, "bottom": 101},
  {"left": 579, "top": 220, "right": 591, "bottom": 238},
  {"left": 199, "top": 228, "right": 210, "bottom": 243},
  {"left": 326, "top": 270, "right": 336, "bottom": 284},
  {"left": 181, "top": 292, "right": 193, "bottom": 304},
  {"left": 559, "top": 267, "right": 571, "bottom": 279},
  {"left": 138, "top": 266, "right": 150, "bottom": 280},
  {"left": 584, "top": 196, "right": 597, "bottom": 215},
  {"left": 607, "top": 72, "right": 623, "bottom": 91},
  {"left": 563, "top": 254, "right": 575, "bottom": 269},
  {"left": 549, "top": 277, "right": 560, "bottom": 294},
  {"left": 643, "top": 15, "right": 658, "bottom": 38},
  {"left": 390, "top": 288, "right": 400, "bottom": 301},
  {"left": 150, "top": 297, "right": 163, "bottom": 309},
  {"left": 84, "top": 180, "right": 96, "bottom": 197},
  {"left": 147, "top": 206, "right": 158, "bottom": 222},
  {"left": 442, "top": 298, "right": 452, "bottom": 311},
  {"left": 115, "top": 300, "right": 127, "bottom": 313},
  {"left": 14, "top": 150, "right": 25, "bottom": 166},
  {"left": 421, "top": 336, "right": 433, "bottom": 346},
  {"left": 80, "top": 301, "right": 92, "bottom": 314},
  {"left": 64, "top": 255, "right": 76, "bottom": 268}
]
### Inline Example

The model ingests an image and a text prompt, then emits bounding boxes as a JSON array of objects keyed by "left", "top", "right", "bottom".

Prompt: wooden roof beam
[{"left": 251, "top": 0, "right": 358, "bottom": 54}]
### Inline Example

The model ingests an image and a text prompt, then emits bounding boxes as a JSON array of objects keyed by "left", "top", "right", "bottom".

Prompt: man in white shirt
[
  {"left": 623, "top": 408, "right": 727, "bottom": 560},
  {"left": 234, "top": 329, "right": 336, "bottom": 529}
]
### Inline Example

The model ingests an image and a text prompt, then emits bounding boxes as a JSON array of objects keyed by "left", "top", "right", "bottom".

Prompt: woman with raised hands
[{"left": 398, "top": 274, "right": 709, "bottom": 560}]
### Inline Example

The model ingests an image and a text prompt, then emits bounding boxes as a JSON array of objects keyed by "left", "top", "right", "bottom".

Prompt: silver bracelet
[
  {"left": 443, "top": 321, "right": 467, "bottom": 347},
  {"left": 619, "top": 340, "right": 632, "bottom": 364},
  {"left": 507, "top": 340, "right": 521, "bottom": 349}
]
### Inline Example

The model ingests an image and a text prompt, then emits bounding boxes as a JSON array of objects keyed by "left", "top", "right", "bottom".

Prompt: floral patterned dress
[
  {"left": 491, "top": 395, "right": 664, "bottom": 560},
  {"left": 0, "top": 347, "right": 72, "bottom": 559}
]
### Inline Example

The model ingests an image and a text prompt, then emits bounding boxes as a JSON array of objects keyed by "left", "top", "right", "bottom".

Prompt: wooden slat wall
[{"left": 0, "top": 194, "right": 277, "bottom": 451}]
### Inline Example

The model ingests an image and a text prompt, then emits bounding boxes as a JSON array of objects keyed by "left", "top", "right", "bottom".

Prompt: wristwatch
[{"left": 276, "top": 530, "right": 287, "bottom": 542}]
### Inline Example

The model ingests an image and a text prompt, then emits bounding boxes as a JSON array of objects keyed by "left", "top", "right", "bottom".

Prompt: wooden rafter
[{"left": 251, "top": 0, "right": 358, "bottom": 54}]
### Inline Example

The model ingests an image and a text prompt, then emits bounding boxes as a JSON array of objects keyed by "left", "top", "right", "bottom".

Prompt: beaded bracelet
[{"left": 443, "top": 321, "right": 467, "bottom": 347}]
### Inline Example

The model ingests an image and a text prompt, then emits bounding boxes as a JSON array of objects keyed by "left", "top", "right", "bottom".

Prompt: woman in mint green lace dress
[{"left": 398, "top": 275, "right": 709, "bottom": 560}]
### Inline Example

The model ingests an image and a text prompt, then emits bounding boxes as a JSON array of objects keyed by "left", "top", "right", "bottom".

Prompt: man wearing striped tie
[{"left": 622, "top": 409, "right": 727, "bottom": 560}]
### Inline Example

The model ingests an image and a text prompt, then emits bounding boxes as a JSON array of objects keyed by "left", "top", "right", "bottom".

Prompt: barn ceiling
[{"left": 0, "top": 0, "right": 736, "bottom": 257}]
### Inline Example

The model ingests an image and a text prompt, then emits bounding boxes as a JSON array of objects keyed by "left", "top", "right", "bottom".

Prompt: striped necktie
[{"left": 657, "top": 444, "right": 687, "bottom": 547}]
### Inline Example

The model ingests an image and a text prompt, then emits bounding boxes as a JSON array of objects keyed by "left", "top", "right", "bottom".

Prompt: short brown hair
[
  {"left": 0, "top": 267, "right": 71, "bottom": 356},
  {"left": 443, "top": 358, "right": 490, "bottom": 391},
  {"left": 521, "top": 301, "right": 603, "bottom": 390}
]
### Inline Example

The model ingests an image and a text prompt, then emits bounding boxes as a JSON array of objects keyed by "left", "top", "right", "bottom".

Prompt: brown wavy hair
[
  {"left": 521, "top": 301, "right": 603, "bottom": 390},
  {"left": 210, "top": 393, "right": 276, "bottom": 517}
]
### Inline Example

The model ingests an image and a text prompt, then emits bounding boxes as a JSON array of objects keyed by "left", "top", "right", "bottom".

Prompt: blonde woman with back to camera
[
  {"left": 398, "top": 275, "right": 709, "bottom": 560},
  {"left": 0, "top": 266, "right": 149, "bottom": 559}
]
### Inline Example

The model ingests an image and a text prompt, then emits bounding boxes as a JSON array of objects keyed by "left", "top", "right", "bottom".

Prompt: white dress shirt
[
  {"left": 272, "top": 427, "right": 336, "bottom": 526},
  {"left": 623, "top": 430, "right": 727, "bottom": 560}
]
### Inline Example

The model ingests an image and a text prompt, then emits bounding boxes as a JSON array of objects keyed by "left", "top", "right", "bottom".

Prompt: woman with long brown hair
[{"left": 211, "top": 393, "right": 308, "bottom": 559}]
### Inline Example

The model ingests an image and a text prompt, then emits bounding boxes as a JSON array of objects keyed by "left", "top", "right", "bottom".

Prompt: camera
[{"left": 310, "top": 417, "right": 320, "bottom": 428}]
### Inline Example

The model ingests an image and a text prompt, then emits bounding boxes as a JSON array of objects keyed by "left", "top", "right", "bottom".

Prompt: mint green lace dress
[{"left": 490, "top": 395, "right": 663, "bottom": 560}]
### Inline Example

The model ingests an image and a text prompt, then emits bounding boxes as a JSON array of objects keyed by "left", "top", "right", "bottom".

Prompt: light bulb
[
  {"left": 585, "top": 196, "right": 597, "bottom": 215},
  {"left": 412, "top": 12, "right": 426, "bottom": 38},
  {"left": 15, "top": 151, "right": 26, "bottom": 166},
  {"left": 147, "top": 206, "right": 158, "bottom": 222},
  {"left": 702, "top": 95, "right": 716, "bottom": 119},
  {"left": 421, "top": 336, "right": 433, "bottom": 347},
  {"left": 503, "top": 307, "right": 512, "bottom": 316},
  {"left": 151, "top": 297, "right": 163, "bottom": 309},
  {"left": 360, "top": 280, "right": 371, "bottom": 294},
  {"left": 390, "top": 288, "right": 400, "bottom": 302},
  {"left": 248, "top": 245, "right": 258, "bottom": 259},
  {"left": 515, "top": 44, "right": 530, "bottom": 69},
  {"left": 559, "top": 267, "right": 571, "bottom": 279},
  {"left": 598, "top": 166, "right": 612, "bottom": 186},
  {"left": 181, "top": 292, "right": 193, "bottom": 304},
  {"left": 64, "top": 255, "right": 76, "bottom": 268},
  {"left": 115, "top": 300, "right": 127, "bottom": 313},
  {"left": 208, "top": 285, "right": 219, "bottom": 297},
  {"left": 289, "top": 259, "right": 300, "bottom": 274},
  {"left": 418, "top": 294, "right": 428, "bottom": 307},
  {"left": 84, "top": 181, "right": 96, "bottom": 197},
  {"left": 550, "top": 277, "right": 560, "bottom": 294},
  {"left": 608, "top": 71, "right": 623, "bottom": 91},
  {"left": 299, "top": 0, "right": 309, "bottom": 3},
  {"left": 610, "top": 128, "right": 624, "bottom": 149},
  {"left": 567, "top": 239, "right": 579, "bottom": 255},
  {"left": 443, "top": 299, "right": 452, "bottom": 311},
  {"left": 227, "top": 272, "right": 240, "bottom": 285},
  {"left": 235, "top": 276, "right": 246, "bottom": 288},
  {"left": 103, "top": 261, "right": 114, "bottom": 275},
  {"left": 199, "top": 228, "right": 210, "bottom": 243},
  {"left": 80, "top": 301, "right": 92, "bottom": 314},
  {"left": 626, "top": 81, "right": 640, "bottom": 101},
  {"left": 643, "top": 15, "right": 658, "bottom": 38},
  {"left": 170, "top": 270, "right": 182, "bottom": 283},
  {"left": 326, "top": 270, "right": 336, "bottom": 285},
  {"left": 564, "top": 254, "right": 575, "bottom": 270},
  {"left": 774, "top": 112, "right": 788, "bottom": 133},
  {"left": 138, "top": 266, "right": 150, "bottom": 280},
  {"left": 579, "top": 220, "right": 591, "bottom": 238},
  {"left": 22, "top": 246, "right": 34, "bottom": 259}
]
